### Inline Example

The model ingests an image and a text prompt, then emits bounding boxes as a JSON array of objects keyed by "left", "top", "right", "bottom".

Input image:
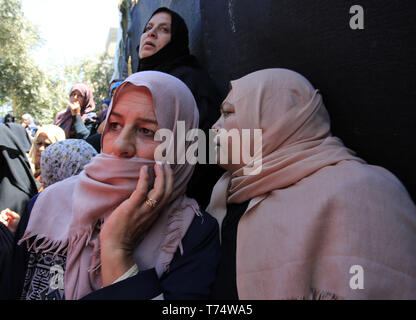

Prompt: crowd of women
[{"left": 1, "top": 7, "right": 416, "bottom": 300}]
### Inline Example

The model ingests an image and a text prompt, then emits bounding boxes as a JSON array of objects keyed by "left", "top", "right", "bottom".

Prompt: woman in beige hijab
[
  {"left": 28, "top": 124, "right": 66, "bottom": 182},
  {"left": 208, "top": 68, "right": 416, "bottom": 299}
]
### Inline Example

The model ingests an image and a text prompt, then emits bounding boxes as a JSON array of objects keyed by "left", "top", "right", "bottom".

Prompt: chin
[{"left": 140, "top": 49, "right": 156, "bottom": 59}]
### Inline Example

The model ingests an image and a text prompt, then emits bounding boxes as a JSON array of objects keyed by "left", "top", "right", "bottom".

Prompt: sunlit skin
[
  {"left": 138, "top": 12, "right": 172, "bottom": 59},
  {"left": 35, "top": 133, "right": 52, "bottom": 168},
  {"left": 68, "top": 89, "right": 85, "bottom": 116},
  {"left": 99, "top": 84, "right": 174, "bottom": 286},
  {"left": 102, "top": 85, "right": 160, "bottom": 159},
  {"left": 21, "top": 116, "right": 30, "bottom": 127},
  {"left": 212, "top": 98, "right": 247, "bottom": 172},
  {"left": 0, "top": 208, "right": 20, "bottom": 234}
]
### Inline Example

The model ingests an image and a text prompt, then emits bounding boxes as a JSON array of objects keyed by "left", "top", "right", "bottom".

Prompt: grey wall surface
[{"left": 126, "top": 0, "right": 416, "bottom": 200}]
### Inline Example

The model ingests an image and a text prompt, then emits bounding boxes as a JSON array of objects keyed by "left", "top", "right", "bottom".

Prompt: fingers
[
  {"left": 6, "top": 209, "right": 20, "bottom": 220},
  {"left": 126, "top": 161, "right": 174, "bottom": 213},
  {"left": 0, "top": 209, "right": 20, "bottom": 227},
  {"left": 147, "top": 162, "right": 165, "bottom": 205},
  {"left": 148, "top": 162, "right": 174, "bottom": 207},
  {"left": 129, "top": 165, "right": 150, "bottom": 206},
  {"left": 163, "top": 163, "right": 174, "bottom": 200},
  {"left": 0, "top": 210, "right": 8, "bottom": 226}
]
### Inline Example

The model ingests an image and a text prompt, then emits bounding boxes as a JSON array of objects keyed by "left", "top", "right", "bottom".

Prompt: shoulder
[
  {"left": 181, "top": 210, "right": 220, "bottom": 253},
  {"left": 161, "top": 210, "right": 220, "bottom": 299},
  {"left": 319, "top": 160, "right": 410, "bottom": 197},
  {"left": 170, "top": 64, "right": 217, "bottom": 93}
]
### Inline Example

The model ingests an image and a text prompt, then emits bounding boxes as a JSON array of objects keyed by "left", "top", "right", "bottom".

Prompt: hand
[
  {"left": 99, "top": 162, "right": 173, "bottom": 286},
  {"left": 0, "top": 208, "right": 21, "bottom": 234},
  {"left": 68, "top": 101, "right": 81, "bottom": 116}
]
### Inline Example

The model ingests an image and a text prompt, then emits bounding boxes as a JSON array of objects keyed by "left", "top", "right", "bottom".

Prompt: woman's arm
[
  {"left": 99, "top": 163, "right": 173, "bottom": 286},
  {"left": 82, "top": 211, "right": 220, "bottom": 300},
  {"left": 72, "top": 115, "right": 92, "bottom": 139}
]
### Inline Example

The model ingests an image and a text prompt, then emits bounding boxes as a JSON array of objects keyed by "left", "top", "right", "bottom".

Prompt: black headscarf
[
  {"left": 0, "top": 124, "right": 37, "bottom": 215},
  {"left": 136, "top": 8, "right": 225, "bottom": 209},
  {"left": 137, "top": 7, "right": 199, "bottom": 72},
  {"left": 4, "top": 122, "right": 32, "bottom": 154}
]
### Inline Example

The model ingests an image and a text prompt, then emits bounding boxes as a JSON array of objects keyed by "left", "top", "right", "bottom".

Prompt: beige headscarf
[
  {"left": 28, "top": 124, "right": 66, "bottom": 178},
  {"left": 207, "top": 68, "right": 416, "bottom": 299},
  {"left": 20, "top": 71, "right": 201, "bottom": 300}
]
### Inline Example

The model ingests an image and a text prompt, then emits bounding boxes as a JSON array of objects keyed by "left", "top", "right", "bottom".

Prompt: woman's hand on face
[
  {"left": 68, "top": 101, "right": 81, "bottom": 116},
  {"left": 99, "top": 162, "right": 173, "bottom": 286},
  {"left": 0, "top": 208, "right": 21, "bottom": 234}
]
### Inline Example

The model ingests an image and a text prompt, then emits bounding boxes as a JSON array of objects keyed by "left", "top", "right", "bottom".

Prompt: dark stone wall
[{"left": 126, "top": 0, "right": 416, "bottom": 201}]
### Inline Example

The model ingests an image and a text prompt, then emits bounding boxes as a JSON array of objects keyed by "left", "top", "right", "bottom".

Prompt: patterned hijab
[{"left": 41, "top": 139, "right": 98, "bottom": 188}]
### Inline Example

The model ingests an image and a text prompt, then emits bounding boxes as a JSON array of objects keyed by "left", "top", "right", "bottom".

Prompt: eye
[
  {"left": 144, "top": 24, "right": 152, "bottom": 32},
  {"left": 109, "top": 121, "right": 121, "bottom": 131},
  {"left": 221, "top": 109, "right": 233, "bottom": 117},
  {"left": 138, "top": 127, "right": 155, "bottom": 137},
  {"left": 221, "top": 103, "right": 235, "bottom": 118}
]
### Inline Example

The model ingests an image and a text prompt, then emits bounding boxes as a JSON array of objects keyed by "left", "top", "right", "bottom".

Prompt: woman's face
[
  {"left": 212, "top": 97, "right": 246, "bottom": 172},
  {"left": 102, "top": 85, "right": 160, "bottom": 159},
  {"left": 35, "top": 133, "right": 52, "bottom": 166},
  {"left": 139, "top": 12, "right": 172, "bottom": 59},
  {"left": 70, "top": 89, "right": 85, "bottom": 106}
]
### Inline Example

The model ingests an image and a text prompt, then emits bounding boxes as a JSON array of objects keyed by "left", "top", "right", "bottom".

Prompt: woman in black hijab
[
  {"left": 0, "top": 124, "right": 38, "bottom": 297},
  {"left": 137, "top": 7, "right": 224, "bottom": 208}
]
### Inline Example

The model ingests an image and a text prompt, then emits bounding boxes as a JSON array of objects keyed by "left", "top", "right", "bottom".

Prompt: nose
[
  {"left": 212, "top": 117, "right": 223, "bottom": 131},
  {"left": 146, "top": 27, "right": 157, "bottom": 38},
  {"left": 112, "top": 127, "right": 136, "bottom": 158}
]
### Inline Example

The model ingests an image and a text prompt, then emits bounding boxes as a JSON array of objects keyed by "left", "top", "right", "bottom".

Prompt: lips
[{"left": 143, "top": 41, "right": 155, "bottom": 48}]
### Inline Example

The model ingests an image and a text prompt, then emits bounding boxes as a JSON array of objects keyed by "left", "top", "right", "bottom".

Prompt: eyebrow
[
  {"left": 110, "top": 111, "right": 158, "bottom": 124},
  {"left": 146, "top": 22, "right": 171, "bottom": 27}
]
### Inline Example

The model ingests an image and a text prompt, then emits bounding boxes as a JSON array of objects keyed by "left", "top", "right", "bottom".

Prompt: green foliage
[
  {"left": 0, "top": 0, "right": 66, "bottom": 124},
  {"left": 0, "top": 0, "right": 115, "bottom": 124}
]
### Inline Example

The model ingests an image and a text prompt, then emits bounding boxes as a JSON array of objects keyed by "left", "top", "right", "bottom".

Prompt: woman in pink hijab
[
  {"left": 53, "top": 82, "right": 97, "bottom": 139},
  {"left": 208, "top": 68, "right": 416, "bottom": 299},
  {"left": 2, "top": 71, "right": 220, "bottom": 300}
]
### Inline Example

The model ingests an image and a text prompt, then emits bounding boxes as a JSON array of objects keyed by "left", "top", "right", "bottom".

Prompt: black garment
[
  {"left": 210, "top": 200, "right": 250, "bottom": 300},
  {"left": 138, "top": 7, "right": 224, "bottom": 208},
  {"left": 0, "top": 193, "right": 37, "bottom": 299},
  {"left": 0, "top": 124, "right": 37, "bottom": 215},
  {"left": 4, "top": 122, "right": 32, "bottom": 153},
  {"left": 2, "top": 194, "right": 220, "bottom": 300},
  {"left": 86, "top": 132, "right": 102, "bottom": 153},
  {"left": 0, "top": 124, "right": 37, "bottom": 299},
  {"left": 0, "top": 222, "right": 14, "bottom": 296}
]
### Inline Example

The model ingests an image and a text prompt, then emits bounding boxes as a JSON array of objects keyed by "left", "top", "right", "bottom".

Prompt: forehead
[
  {"left": 37, "top": 133, "right": 52, "bottom": 142},
  {"left": 111, "top": 85, "right": 156, "bottom": 118},
  {"left": 148, "top": 11, "right": 171, "bottom": 25},
  {"left": 70, "top": 89, "right": 83, "bottom": 96}
]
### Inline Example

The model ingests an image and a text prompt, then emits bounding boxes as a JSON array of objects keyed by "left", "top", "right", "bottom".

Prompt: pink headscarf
[
  {"left": 20, "top": 71, "right": 201, "bottom": 299},
  {"left": 53, "top": 83, "right": 96, "bottom": 138},
  {"left": 207, "top": 68, "right": 416, "bottom": 299}
]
